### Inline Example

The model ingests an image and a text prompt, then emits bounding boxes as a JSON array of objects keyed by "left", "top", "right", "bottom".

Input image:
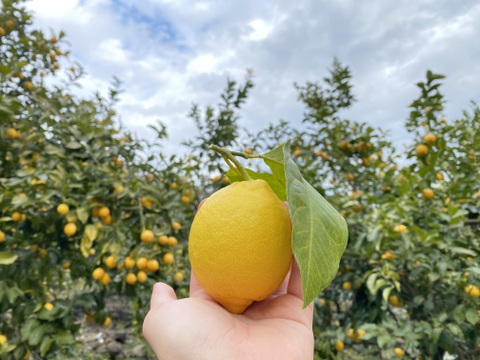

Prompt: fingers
[
  {"left": 287, "top": 258, "right": 303, "bottom": 300},
  {"left": 149, "top": 282, "right": 177, "bottom": 309}
]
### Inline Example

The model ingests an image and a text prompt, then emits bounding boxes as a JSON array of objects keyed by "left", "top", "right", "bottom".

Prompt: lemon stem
[{"left": 209, "top": 145, "right": 252, "bottom": 181}]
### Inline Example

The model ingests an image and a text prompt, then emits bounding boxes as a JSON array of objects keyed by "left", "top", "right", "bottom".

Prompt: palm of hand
[{"left": 143, "top": 262, "right": 314, "bottom": 360}]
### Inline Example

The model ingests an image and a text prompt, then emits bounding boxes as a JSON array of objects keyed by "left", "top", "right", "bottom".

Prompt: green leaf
[
  {"left": 65, "top": 141, "right": 83, "bottom": 150},
  {"left": 0, "top": 252, "right": 18, "bottom": 265},
  {"left": 283, "top": 141, "right": 348, "bottom": 307},
  {"left": 80, "top": 225, "right": 97, "bottom": 257},
  {"left": 261, "top": 145, "right": 286, "bottom": 189},
  {"left": 6, "top": 287, "right": 23, "bottom": 304},
  {"left": 76, "top": 207, "right": 89, "bottom": 224},
  {"left": 226, "top": 168, "right": 286, "bottom": 201},
  {"left": 449, "top": 247, "right": 476, "bottom": 256},
  {"left": 465, "top": 308, "right": 479, "bottom": 325},
  {"left": 28, "top": 325, "right": 45, "bottom": 346},
  {"left": 40, "top": 337, "right": 54, "bottom": 357},
  {"left": 53, "top": 331, "right": 74, "bottom": 346}
]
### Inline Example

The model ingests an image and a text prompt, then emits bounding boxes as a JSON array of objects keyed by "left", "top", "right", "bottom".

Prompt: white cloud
[
  {"left": 246, "top": 19, "right": 274, "bottom": 41},
  {"left": 25, "top": 0, "right": 480, "bottom": 156}
]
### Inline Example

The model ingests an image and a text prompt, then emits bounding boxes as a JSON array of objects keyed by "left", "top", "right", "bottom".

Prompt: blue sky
[{"left": 27, "top": 0, "right": 480, "bottom": 155}]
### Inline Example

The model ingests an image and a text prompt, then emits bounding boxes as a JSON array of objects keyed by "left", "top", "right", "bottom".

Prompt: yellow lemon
[
  {"left": 188, "top": 179, "right": 292, "bottom": 314},
  {"left": 335, "top": 339, "right": 345, "bottom": 352},
  {"left": 126, "top": 273, "right": 137, "bottom": 285},
  {"left": 56, "top": 203, "right": 69, "bottom": 215},
  {"left": 123, "top": 257, "right": 135, "bottom": 269},
  {"left": 140, "top": 230, "right": 154, "bottom": 243},
  {"left": 64, "top": 223, "right": 77, "bottom": 237},
  {"left": 0, "top": 334, "right": 6, "bottom": 345},
  {"left": 171, "top": 221, "right": 182, "bottom": 230},
  {"left": 173, "top": 271, "right": 184, "bottom": 283},
  {"left": 394, "top": 347, "right": 404, "bottom": 357},
  {"left": 465, "top": 284, "right": 480, "bottom": 298},
  {"left": 422, "top": 188, "right": 434, "bottom": 200},
  {"left": 416, "top": 144, "right": 428, "bottom": 156},
  {"left": 98, "top": 206, "right": 110, "bottom": 218}
]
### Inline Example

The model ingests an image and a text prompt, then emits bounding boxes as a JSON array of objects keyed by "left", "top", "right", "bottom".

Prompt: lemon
[
  {"left": 0, "top": 334, "right": 7, "bottom": 345},
  {"left": 188, "top": 179, "right": 292, "bottom": 314},
  {"left": 162, "top": 252, "right": 174, "bottom": 265},
  {"left": 44, "top": 302, "right": 54, "bottom": 311},
  {"left": 126, "top": 273, "right": 137, "bottom": 285},
  {"left": 167, "top": 236, "right": 178, "bottom": 246},
  {"left": 103, "top": 316, "right": 112, "bottom": 327},
  {"left": 335, "top": 339, "right": 345, "bottom": 352},
  {"left": 57, "top": 203, "right": 69, "bottom": 215},
  {"left": 123, "top": 257, "right": 135, "bottom": 269},
  {"left": 394, "top": 347, "right": 404, "bottom": 357},
  {"left": 64, "top": 223, "right": 77, "bottom": 237},
  {"left": 140, "top": 230, "right": 154, "bottom": 243},
  {"left": 98, "top": 206, "right": 110, "bottom": 218}
]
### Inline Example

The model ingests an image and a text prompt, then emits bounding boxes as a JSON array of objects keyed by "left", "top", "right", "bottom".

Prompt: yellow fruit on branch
[
  {"left": 0, "top": 231, "right": 5, "bottom": 242},
  {"left": 57, "top": 203, "right": 69, "bottom": 215},
  {"left": 393, "top": 224, "right": 408, "bottom": 234},
  {"left": 158, "top": 235, "right": 168, "bottom": 245},
  {"left": 146, "top": 259, "right": 160, "bottom": 272},
  {"left": 394, "top": 347, "right": 404, "bottom": 357},
  {"left": 335, "top": 339, "right": 345, "bottom": 352},
  {"left": 436, "top": 172, "right": 444, "bottom": 181},
  {"left": 136, "top": 257, "right": 148, "bottom": 270},
  {"left": 137, "top": 271, "right": 147, "bottom": 283},
  {"left": 173, "top": 271, "right": 184, "bottom": 283},
  {"left": 188, "top": 179, "right": 292, "bottom": 314},
  {"left": 92, "top": 267, "right": 105, "bottom": 280},
  {"left": 104, "top": 255, "right": 117, "bottom": 269},
  {"left": 422, "top": 188, "right": 434, "bottom": 200},
  {"left": 0, "top": 334, "right": 7, "bottom": 345},
  {"left": 162, "top": 252, "right": 174, "bottom": 265},
  {"left": 103, "top": 316, "right": 112, "bottom": 327},
  {"left": 141, "top": 197, "right": 153, "bottom": 209},
  {"left": 167, "top": 236, "right": 178, "bottom": 246},
  {"left": 126, "top": 273, "right": 137, "bottom": 285},
  {"left": 171, "top": 221, "right": 182, "bottom": 231},
  {"left": 465, "top": 284, "right": 480, "bottom": 298},
  {"left": 424, "top": 133, "right": 436, "bottom": 145},
  {"left": 6, "top": 128, "right": 20, "bottom": 139},
  {"left": 98, "top": 206, "right": 110, "bottom": 218},
  {"left": 99, "top": 273, "right": 111, "bottom": 285},
  {"left": 64, "top": 223, "right": 77, "bottom": 237},
  {"left": 381, "top": 251, "right": 396, "bottom": 260},
  {"left": 293, "top": 148, "right": 302, "bottom": 157},
  {"left": 416, "top": 144, "right": 429, "bottom": 156},
  {"left": 388, "top": 295, "right": 402, "bottom": 307},
  {"left": 140, "top": 230, "right": 154, "bottom": 243},
  {"left": 342, "top": 281, "right": 352, "bottom": 291},
  {"left": 123, "top": 257, "right": 135, "bottom": 269}
]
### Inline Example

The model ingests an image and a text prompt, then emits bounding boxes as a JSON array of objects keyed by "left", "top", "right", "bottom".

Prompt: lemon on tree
[{"left": 189, "top": 143, "right": 348, "bottom": 314}]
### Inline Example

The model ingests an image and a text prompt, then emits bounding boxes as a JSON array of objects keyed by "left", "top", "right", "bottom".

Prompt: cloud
[{"left": 25, "top": 0, "right": 480, "bottom": 156}]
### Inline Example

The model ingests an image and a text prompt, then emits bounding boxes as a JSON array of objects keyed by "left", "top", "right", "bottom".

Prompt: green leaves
[
  {"left": 283, "top": 144, "right": 348, "bottom": 307},
  {"left": 0, "top": 252, "right": 18, "bottom": 265},
  {"left": 227, "top": 141, "right": 348, "bottom": 307}
]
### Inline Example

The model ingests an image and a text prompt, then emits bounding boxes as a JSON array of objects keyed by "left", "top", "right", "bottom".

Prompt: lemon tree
[
  {"left": 0, "top": 1, "right": 193, "bottom": 358},
  {"left": 186, "top": 61, "right": 479, "bottom": 359}
]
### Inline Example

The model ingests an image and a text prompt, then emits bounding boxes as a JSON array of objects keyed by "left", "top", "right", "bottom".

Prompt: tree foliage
[{"left": 1, "top": 1, "right": 479, "bottom": 359}]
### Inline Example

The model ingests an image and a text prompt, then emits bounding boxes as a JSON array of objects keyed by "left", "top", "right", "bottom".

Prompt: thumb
[{"left": 149, "top": 282, "right": 177, "bottom": 309}]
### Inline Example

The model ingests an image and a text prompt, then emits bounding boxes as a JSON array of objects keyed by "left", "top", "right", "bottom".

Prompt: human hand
[{"left": 142, "top": 260, "right": 314, "bottom": 360}]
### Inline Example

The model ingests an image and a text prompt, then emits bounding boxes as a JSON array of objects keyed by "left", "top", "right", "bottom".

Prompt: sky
[{"left": 26, "top": 0, "right": 480, "bottom": 155}]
